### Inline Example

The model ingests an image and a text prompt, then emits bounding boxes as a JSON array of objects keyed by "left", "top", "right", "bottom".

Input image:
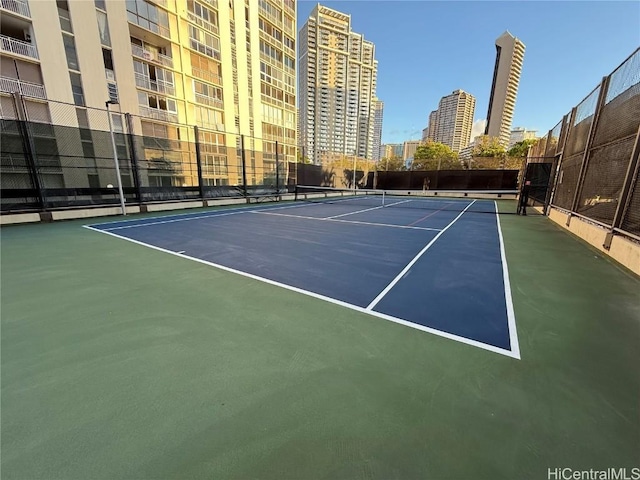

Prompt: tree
[
  {"left": 296, "top": 151, "right": 311, "bottom": 164},
  {"left": 472, "top": 136, "right": 506, "bottom": 157},
  {"left": 412, "top": 141, "right": 461, "bottom": 170},
  {"left": 377, "top": 156, "right": 405, "bottom": 171},
  {"left": 507, "top": 139, "right": 537, "bottom": 158}
]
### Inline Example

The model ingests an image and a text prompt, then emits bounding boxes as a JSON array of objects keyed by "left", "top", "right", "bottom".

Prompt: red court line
[{"left": 407, "top": 202, "right": 457, "bottom": 226}]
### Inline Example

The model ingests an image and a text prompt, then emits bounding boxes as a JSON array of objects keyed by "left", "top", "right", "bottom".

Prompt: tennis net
[{"left": 294, "top": 185, "right": 520, "bottom": 214}]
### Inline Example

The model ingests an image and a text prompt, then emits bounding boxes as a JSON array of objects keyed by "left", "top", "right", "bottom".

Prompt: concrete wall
[{"left": 548, "top": 207, "right": 640, "bottom": 276}]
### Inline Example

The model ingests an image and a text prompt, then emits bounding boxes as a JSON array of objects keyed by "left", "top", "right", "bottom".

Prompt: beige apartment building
[
  {"left": 402, "top": 140, "right": 420, "bottom": 161},
  {"left": 484, "top": 31, "right": 525, "bottom": 147},
  {"left": 298, "top": 4, "right": 378, "bottom": 164},
  {"left": 509, "top": 126, "right": 537, "bottom": 147},
  {"left": 0, "top": 0, "right": 296, "bottom": 190},
  {"left": 428, "top": 89, "right": 476, "bottom": 152},
  {"left": 372, "top": 97, "right": 383, "bottom": 161}
]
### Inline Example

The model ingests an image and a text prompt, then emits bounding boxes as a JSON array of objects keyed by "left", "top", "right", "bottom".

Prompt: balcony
[
  {"left": 130, "top": 43, "right": 173, "bottom": 69},
  {"left": 195, "top": 92, "right": 223, "bottom": 109},
  {"left": 0, "top": 34, "right": 38, "bottom": 59},
  {"left": 192, "top": 67, "right": 222, "bottom": 85},
  {"left": 0, "top": 0, "right": 30, "bottom": 17},
  {"left": 186, "top": 11, "right": 219, "bottom": 36},
  {"left": 138, "top": 105, "right": 178, "bottom": 123},
  {"left": 0, "top": 76, "right": 46, "bottom": 98},
  {"left": 135, "top": 73, "right": 175, "bottom": 96}
]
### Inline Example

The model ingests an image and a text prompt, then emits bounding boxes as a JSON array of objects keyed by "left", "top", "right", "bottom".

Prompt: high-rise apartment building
[
  {"left": 509, "top": 127, "right": 537, "bottom": 147},
  {"left": 403, "top": 140, "right": 420, "bottom": 161},
  {"left": 298, "top": 4, "right": 378, "bottom": 164},
  {"left": 380, "top": 143, "right": 402, "bottom": 159},
  {"left": 484, "top": 31, "right": 525, "bottom": 147},
  {"left": 429, "top": 89, "right": 476, "bottom": 152},
  {"left": 372, "top": 97, "right": 383, "bottom": 161},
  {"left": 426, "top": 110, "right": 438, "bottom": 142},
  {"left": 0, "top": 0, "right": 296, "bottom": 189}
]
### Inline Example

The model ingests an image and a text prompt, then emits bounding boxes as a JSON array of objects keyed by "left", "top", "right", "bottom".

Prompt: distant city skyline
[{"left": 297, "top": 1, "right": 640, "bottom": 145}]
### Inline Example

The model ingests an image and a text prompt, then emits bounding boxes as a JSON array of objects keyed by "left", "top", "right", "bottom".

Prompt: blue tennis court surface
[{"left": 87, "top": 196, "right": 520, "bottom": 358}]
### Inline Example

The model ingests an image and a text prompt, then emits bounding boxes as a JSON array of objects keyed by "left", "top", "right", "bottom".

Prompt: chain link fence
[
  {"left": 0, "top": 96, "right": 297, "bottom": 212},
  {"left": 527, "top": 47, "right": 640, "bottom": 243}
]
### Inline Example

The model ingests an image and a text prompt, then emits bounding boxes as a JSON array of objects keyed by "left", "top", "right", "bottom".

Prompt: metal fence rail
[
  {"left": 528, "top": 47, "right": 640, "bottom": 245},
  {"left": 0, "top": 95, "right": 296, "bottom": 213}
]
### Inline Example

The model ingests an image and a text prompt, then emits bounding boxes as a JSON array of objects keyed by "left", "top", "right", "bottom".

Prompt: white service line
[
  {"left": 82, "top": 223, "right": 519, "bottom": 359},
  {"left": 251, "top": 210, "right": 442, "bottom": 232},
  {"left": 365, "top": 200, "right": 477, "bottom": 310},
  {"left": 495, "top": 200, "right": 521, "bottom": 359},
  {"left": 99, "top": 202, "right": 318, "bottom": 231},
  {"left": 326, "top": 199, "right": 412, "bottom": 219}
]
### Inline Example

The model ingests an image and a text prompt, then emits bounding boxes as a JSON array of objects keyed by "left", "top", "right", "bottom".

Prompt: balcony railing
[
  {"left": 0, "top": 35, "right": 38, "bottom": 59},
  {"left": 130, "top": 43, "right": 174, "bottom": 69},
  {"left": 0, "top": 0, "right": 30, "bottom": 17},
  {"left": 0, "top": 76, "right": 45, "bottom": 99},
  {"left": 135, "top": 73, "right": 175, "bottom": 96},
  {"left": 187, "top": 11, "right": 219, "bottom": 35},
  {"left": 192, "top": 67, "right": 222, "bottom": 86},
  {"left": 194, "top": 92, "right": 223, "bottom": 109},
  {"left": 138, "top": 105, "right": 178, "bottom": 123},
  {"left": 129, "top": 17, "right": 170, "bottom": 40}
]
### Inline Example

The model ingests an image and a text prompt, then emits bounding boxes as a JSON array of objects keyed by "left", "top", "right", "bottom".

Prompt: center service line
[
  {"left": 365, "top": 199, "right": 476, "bottom": 311},
  {"left": 326, "top": 199, "right": 412, "bottom": 219}
]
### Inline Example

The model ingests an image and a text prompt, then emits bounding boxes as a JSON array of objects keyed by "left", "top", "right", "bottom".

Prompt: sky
[{"left": 296, "top": 1, "right": 640, "bottom": 145}]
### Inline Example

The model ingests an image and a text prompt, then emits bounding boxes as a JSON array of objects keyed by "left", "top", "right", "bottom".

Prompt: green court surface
[{"left": 1, "top": 201, "right": 639, "bottom": 480}]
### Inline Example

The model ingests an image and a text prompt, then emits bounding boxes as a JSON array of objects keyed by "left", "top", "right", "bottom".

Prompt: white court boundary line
[
  {"left": 366, "top": 200, "right": 476, "bottom": 310},
  {"left": 251, "top": 210, "right": 442, "bottom": 232},
  {"left": 495, "top": 200, "right": 521, "bottom": 359},
  {"left": 83, "top": 223, "right": 520, "bottom": 359},
  {"left": 326, "top": 199, "right": 412, "bottom": 219},
  {"left": 97, "top": 202, "right": 321, "bottom": 231}
]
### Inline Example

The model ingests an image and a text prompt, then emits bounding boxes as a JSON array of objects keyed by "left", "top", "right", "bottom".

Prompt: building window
[
  {"left": 69, "top": 72, "right": 85, "bottom": 106},
  {"left": 195, "top": 106, "right": 224, "bottom": 130},
  {"left": 57, "top": 0, "right": 73, "bottom": 33},
  {"left": 187, "top": 0, "right": 218, "bottom": 32},
  {"left": 126, "top": 0, "right": 170, "bottom": 37},
  {"left": 95, "top": 0, "right": 106, "bottom": 10},
  {"left": 138, "top": 92, "right": 177, "bottom": 113},
  {"left": 188, "top": 25, "right": 221, "bottom": 60},
  {"left": 96, "top": 11, "right": 111, "bottom": 46},
  {"left": 102, "top": 48, "right": 114, "bottom": 79},
  {"left": 63, "top": 34, "right": 79, "bottom": 71}
]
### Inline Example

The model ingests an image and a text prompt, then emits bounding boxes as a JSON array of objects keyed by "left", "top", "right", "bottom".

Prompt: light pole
[{"left": 106, "top": 100, "right": 126, "bottom": 215}]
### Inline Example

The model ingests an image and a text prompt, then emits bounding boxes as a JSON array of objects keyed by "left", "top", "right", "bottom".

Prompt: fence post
[
  {"left": 193, "top": 125, "right": 205, "bottom": 200},
  {"left": 603, "top": 124, "right": 640, "bottom": 249},
  {"left": 275, "top": 140, "right": 280, "bottom": 199},
  {"left": 124, "top": 113, "right": 142, "bottom": 204},
  {"left": 568, "top": 76, "right": 610, "bottom": 224},
  {"left": 11, "top": 92, "right": 47, "bottom": 211},
  {"left": 240, "top": 134, "right": 248, "bottom": 201},
  {"left": 544, "top": 111, "right": 574, "bottom": 215}
]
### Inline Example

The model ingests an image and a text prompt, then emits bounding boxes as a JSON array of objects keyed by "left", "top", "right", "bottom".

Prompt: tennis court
[
  {"left": 87, "top": 189, "right": 519, "bottom": 357},
  {"left": 2, "top": 191, "right": 639, "bottom": 480}
]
